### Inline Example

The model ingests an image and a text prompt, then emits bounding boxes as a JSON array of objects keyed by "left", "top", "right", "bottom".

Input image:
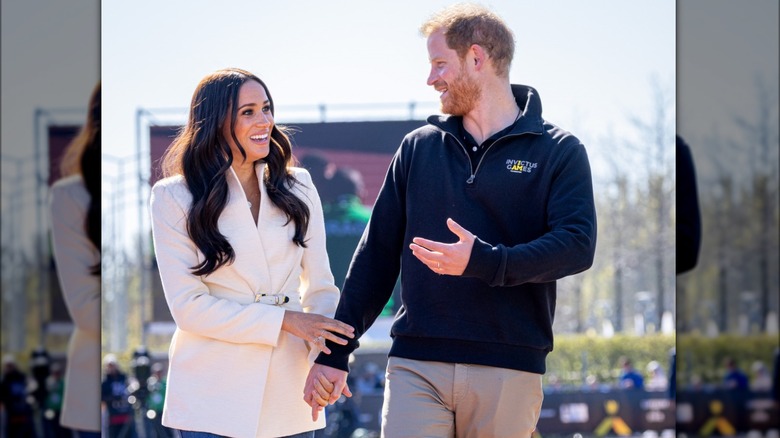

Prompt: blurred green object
[
  {"left": 323, "top": 194, "right": 372, "bottom": 224},
  {"left": 323, "top": 194, "right": 397, "bottom": 318}
]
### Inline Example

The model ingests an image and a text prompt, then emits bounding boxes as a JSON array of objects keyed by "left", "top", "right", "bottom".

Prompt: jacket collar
[
  {"left": 426, "top": 84, "right": 545, "bottom": 137},
  {"left": 223, "top": 162, "right": 274, "bottom": 291}
]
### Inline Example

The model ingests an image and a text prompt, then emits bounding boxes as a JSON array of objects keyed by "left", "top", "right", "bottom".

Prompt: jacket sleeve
[
  {"left": 295, "top": 170, "right": 342, "bottom": 364},
  {"left": 49, "top": 180, "right": 100, "bottom": 334},
  {"left": 315, "top": 147, "right": 407, "bottom": 371},
  {"left": 464, "top": 141, "right": 597, "bottom": 286},
  {"left": 149, "top": 182, "right": 285, "bottom": 346}
]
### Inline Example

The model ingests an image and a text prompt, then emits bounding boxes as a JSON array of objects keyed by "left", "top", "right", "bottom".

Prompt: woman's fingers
[
  {"left": 317, "top": 373, "right": 335, "bottom": 393},
  {"left": 287, "top": 311, "right": 355, "bottom": 347},
  {"left": 313, "top": 383, "right": 330, "bottom": 403},
  {"left": 312, "top": 317, "right": 355, "bottom": 346},
  {"left": 314, "top": 374, "right": 334, "bottom": 403},
  {"left": 322, "top": 330, "right": 349, "bottom": 346},
  {"left": 326, "top": 320, "right": 355, "bottom": 338},
  {"left": 311, "top": 389, "right": 329, "bottom": 407}
]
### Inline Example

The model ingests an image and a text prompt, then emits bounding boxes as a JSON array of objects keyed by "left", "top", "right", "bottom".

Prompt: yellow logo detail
[
  {"left": 699, "top": 400, "right": 736, "bottom": 436},
  {"left": 506, "top": 159, "right": 538, "bottom": 174},
  {"left": 594, "top": 400, "right": 632, "bottom": 436}
]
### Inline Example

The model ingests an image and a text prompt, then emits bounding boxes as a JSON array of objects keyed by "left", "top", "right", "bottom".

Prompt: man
[
  {"left": 617, "top": 357, "right": 645, "bottom": 390},
  {"left": 722, "top": 357, "right": 749, "bottom": 391},
  {"left": 305, "top": 4, "right": 596, "bottom": 436}
]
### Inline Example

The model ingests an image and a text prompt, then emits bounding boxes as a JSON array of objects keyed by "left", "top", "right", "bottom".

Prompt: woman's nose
[{"left": 257, "top": 113, "right": 271, "bottom": 125}]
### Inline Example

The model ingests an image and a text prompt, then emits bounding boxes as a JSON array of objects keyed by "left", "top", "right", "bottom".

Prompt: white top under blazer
[
  {"left": 49, "top": 175, "right": 101, "bottom": 432},
  {"left": 149, "top": 164, "right": 338, "bottom": 438}
]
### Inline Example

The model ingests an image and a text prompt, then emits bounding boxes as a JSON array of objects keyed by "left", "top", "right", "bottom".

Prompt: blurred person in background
[
  {"left": 29, "top": 347, "right": 52, "bottom": 434},
  {"left": 42, "top": 363, "right": 71, "bottom": 438},
  {"left": 0, "top": 355, "right": 36, "bottom": 437},
  {"left": 305, "top": 4, "right": 597, "bottom": 436},
  {"left": 749, "top": 360, "right": 772, "bottom": 392},
  {"left": 101, "top": 354, "right": 136, "bottom": 438},
  {"left": 145, "top": 363, "right": 173, "bottom": 438},
  {"left": 722, "top": 357, "right": 749, "bottom": 391},
  {"left": 126, "top": 347, "right": 152, "bottom": 436},
  {"left": 617, "top": 357, "right": 644, "bottom": 390},
  {"left": 645, "top": 360, "right": 668, "bottom": 392},
  {"left": 150, "top": 68, "right": 354, "bottom": 438},
  {"left": 49, "top": 82, "right": 101, "bottom": 438}
]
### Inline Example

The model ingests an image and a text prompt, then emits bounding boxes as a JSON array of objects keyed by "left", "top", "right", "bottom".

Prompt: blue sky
[{"left": 102, "top": 0, "right": 675, "bottom": 162}]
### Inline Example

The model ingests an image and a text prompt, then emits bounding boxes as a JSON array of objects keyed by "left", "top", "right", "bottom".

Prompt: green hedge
[
  {"left": 545, "top": 334, "right": 675, "bottom": 387},
  {"left": 675, "top": 333, "right": 777, "bottom": 386},
  {"left": 544, "top": 333, "right": 778, "bottom": 388}
]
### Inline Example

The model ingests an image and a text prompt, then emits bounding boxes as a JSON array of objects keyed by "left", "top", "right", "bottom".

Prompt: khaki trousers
[{"left": 381, "top": 357, "right": 544, "bottom": 438}]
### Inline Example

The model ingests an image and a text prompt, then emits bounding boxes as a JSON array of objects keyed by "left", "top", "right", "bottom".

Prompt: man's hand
[
  {"left": 409, "top": 218, "right": 475, "bottom": 276},
  {"left": 303, "top": 363, "right": 352, "bottom": 421}
]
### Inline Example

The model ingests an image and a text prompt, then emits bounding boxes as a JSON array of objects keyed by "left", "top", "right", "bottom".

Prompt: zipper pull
[{"left": 466, "top": 175, "right": 475, "bottom": 184}]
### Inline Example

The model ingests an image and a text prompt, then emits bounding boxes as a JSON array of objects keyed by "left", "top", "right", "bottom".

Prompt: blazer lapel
[
  {"left": 221, "top": 165, "right": 272, "bottom": 296},
  {"left": 256, "top": 164, "right": 304, "bottom": 294}
]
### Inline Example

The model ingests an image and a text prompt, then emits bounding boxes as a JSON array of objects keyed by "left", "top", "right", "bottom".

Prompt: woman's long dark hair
[
  {"left": 61, "top": 82, "right": 101, "bottom": 276},
  {"left": 161, "top": 68, "right": 310, "bottom": 276}
]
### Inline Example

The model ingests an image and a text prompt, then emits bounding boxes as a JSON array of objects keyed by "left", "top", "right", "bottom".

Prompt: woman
[
  {"left": 150, "top": 68, "right": 353, "bottom": 438},
  {"left": 49, "top": 82, "right": 101, "bottom": 437}
]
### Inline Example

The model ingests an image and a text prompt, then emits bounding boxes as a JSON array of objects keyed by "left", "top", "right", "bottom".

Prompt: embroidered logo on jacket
[{"left": 506, "top": 159, "right": 538, "bottom": 174}]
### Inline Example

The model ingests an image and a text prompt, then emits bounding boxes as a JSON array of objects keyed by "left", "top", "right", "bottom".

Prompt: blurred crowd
[
  {"left": 0, "top": 347, "right": 173, "bottom": 438},
  {"left": 3, "top": 348, "right": 777, "bottom": 437}
]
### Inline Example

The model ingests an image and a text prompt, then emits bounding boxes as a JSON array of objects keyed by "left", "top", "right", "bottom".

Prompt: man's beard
[{"left": 441, "top": 67, "right": 481, "bottom": 116}]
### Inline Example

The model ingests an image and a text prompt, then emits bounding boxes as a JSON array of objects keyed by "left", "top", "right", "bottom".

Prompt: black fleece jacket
[{"left": 316, "top": 85, "right": 597, "bottom": 374}]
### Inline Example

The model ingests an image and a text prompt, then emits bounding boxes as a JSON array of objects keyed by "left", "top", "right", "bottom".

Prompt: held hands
[
  {"left": 281, "top": 311, "right": 354, "bottom": 355},
  {"left": 303, "top": 364, "right": 351, "bottom": 421},
  {"left": 409, "top": 218, "right": 475, "bottom": 276}
]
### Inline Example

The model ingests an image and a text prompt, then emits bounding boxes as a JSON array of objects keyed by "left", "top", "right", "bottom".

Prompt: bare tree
[
  {"left": 730, "top": 77, "right": 779, "bottom": 332},
  {"left": 627, "top": 76, "right": 675, "bottom": 330}
]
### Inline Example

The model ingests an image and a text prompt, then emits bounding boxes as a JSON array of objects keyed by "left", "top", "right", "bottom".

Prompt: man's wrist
[
  {"left": 314, "top": 351, "right": 350, "bottom": 372},
  {"left": 462, "top": 237, "right": 502, "bottom": 283}
]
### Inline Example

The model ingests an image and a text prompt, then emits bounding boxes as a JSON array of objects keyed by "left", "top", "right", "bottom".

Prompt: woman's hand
[
  {"left": 304, "top": 364, "right": 352, "bottom": 421},
  {"left": 281, "top": 311, "right": 355, "bottom": 355},
  {"left": 310, "top": 373, "right": 334, "bottom": 408}
]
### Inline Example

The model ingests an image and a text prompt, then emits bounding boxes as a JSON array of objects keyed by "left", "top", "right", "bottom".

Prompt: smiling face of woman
[{"left": 222, "top": 80, "right": 274, "bottom": 165}]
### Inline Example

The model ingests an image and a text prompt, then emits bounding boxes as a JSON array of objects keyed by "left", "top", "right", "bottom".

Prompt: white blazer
[
  {"left": 49, "top": 175, "right": 101, "bottom": 432},
  {"left": 150, "top": 164, "right": 338, "bottom": 438}
]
